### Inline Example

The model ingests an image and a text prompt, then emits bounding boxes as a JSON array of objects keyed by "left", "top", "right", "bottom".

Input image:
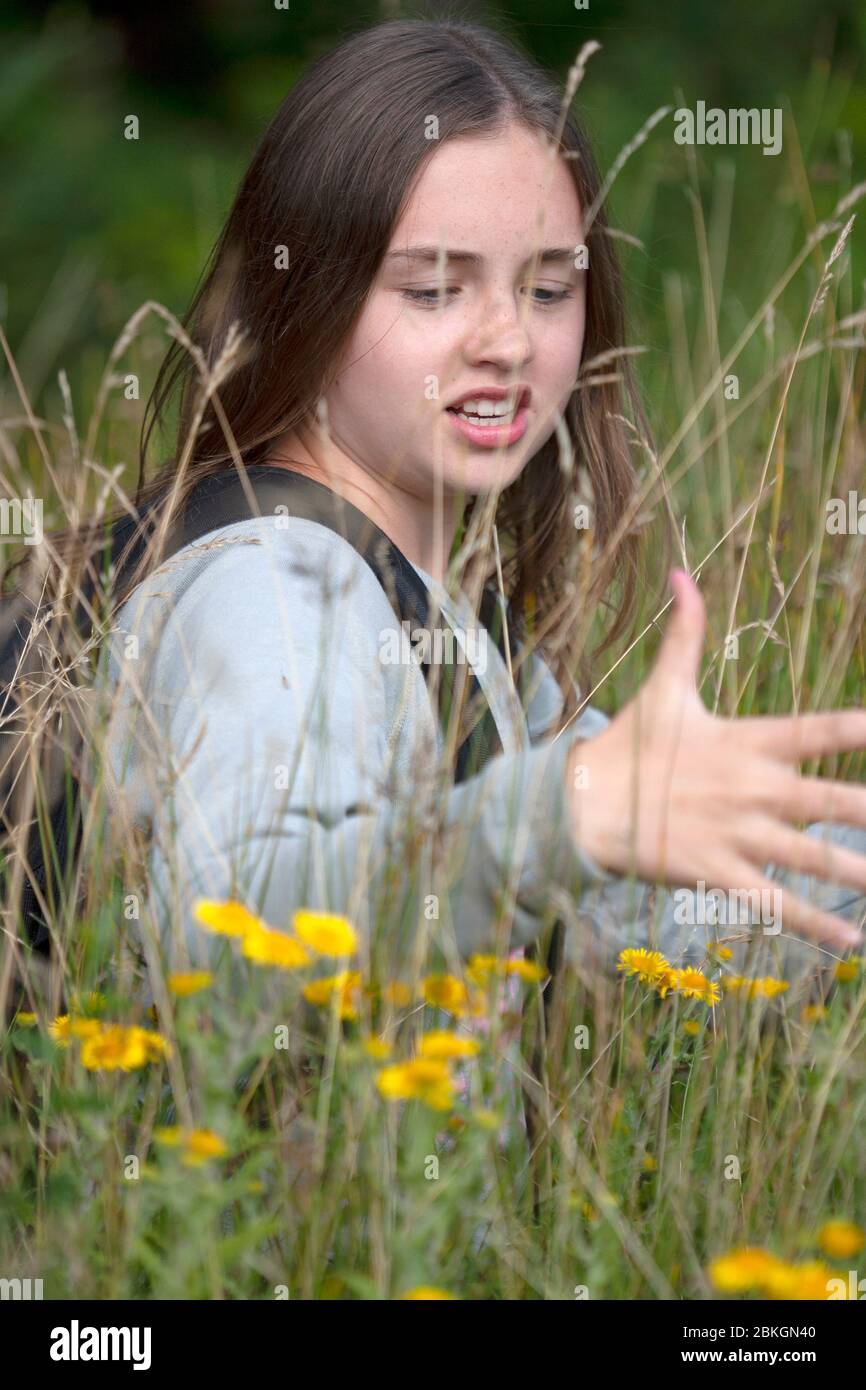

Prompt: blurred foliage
[{"left": 0, "top": 0, "right": 863, "bottom": 492}]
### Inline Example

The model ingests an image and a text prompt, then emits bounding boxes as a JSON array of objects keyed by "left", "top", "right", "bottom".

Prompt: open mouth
[
  {"left": 445, "top": 399, "right": 530, "bottom": 447},
  {"left": 446, "top": 404, "right": 519, "bottom": 426}
]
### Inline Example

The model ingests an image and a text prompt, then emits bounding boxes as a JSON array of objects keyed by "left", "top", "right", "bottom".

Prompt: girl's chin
[{"left": 439, "top": 453, "right": 530, "bottom": 496}]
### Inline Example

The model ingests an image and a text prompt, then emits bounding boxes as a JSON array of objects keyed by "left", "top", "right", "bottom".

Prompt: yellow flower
[
  {"left": 376, "top": 1058, "right": 455, "bottom": 1111},
  {"left": 817, "top": 1220, "right": 865, "bottom": 1260},
  {"left": 380, "top": 981, "right": 412, "bottom": 1008},
  {"left": 707, "top": 943, "right": 733, "bottom": 961},
  {"left": 292, "top": 910, "right": 358, "bottom": 957},
  {"left": 362, "top": 1037, "right": 393, "bottom": 1060},
  {"left": 74, "top": 1022, "right": 170, "bottom": 1070},
  {"left": 834, "top": 959, "right": 860, "bottom": 983},
  {"left": 418, "top": 1029, "right": 481, "bottom": 1060},
  {"left": 726, "top": 975, "right": 789, "bottom": 1000},
  {"left": 708, "top": 1247, "right": 787, "bottom": 1293},
  {"left": 420, "top": 973, "right": 483, "bottom": 1017},
  {"left": 154, "top": 1125, "right": 183, "bottom": 1146},
  {"left": 80, "top": 1024, "right": 150, "bottom": 1071},
  {"left": 183, "top": 1129, "right": 228, "bottom": 1165},
  {"left": 506, "top": 957, "right": 548, "bottom": 983},
  {"left": 242, "top": 924, "right": 310, "bottom": 970},
  {"left": 168, "top": 971, "right": 214, "bottom": 997},
  {"left": 642, "top": 1154, "right": 658, "bottom": 1172},
  {"left": 14, "top": 1012, "right": 37, "bottom": 1027},
  {"left": 757, "top": 976, "right": 789, "bottom": 998},
  {"left": 49, "top": 1014, "right": 102, "bottom": 1047},
  {"left": 303, "top": 970, "right": 362, "bottom": 1019},
  {"left": 673, "top": 968, "right": 720, "bottom": 1005},
  {"left": 616, "top": 948, "right": 670, "bottom": 985},
  {"left": 467, "top": 953, "right": 546, "bottom": 986},
  {"left": 682, "top": 1020, "right": 701, "bottom": 1036},
  {"left": 467, "top": 954, "right": 503, "bottom": 985},
  {"left": 398, "top": 1286, "right": 456, "bottom": 1299},
  {"left": 654, "top": 967, "right": 679, "bottom": 999},
  {"left": 154, "top": 1126, "right": 227, "bottom": 1165},
  {"left": 802, "top": 1004, "right": 827, "bottom": 1024},
  {"left": 130, "top": 1026, "right": 172, "bottom": 1062},
  {"left": 763, "top": 1260, "right": 835, "bottom": 1300},
  {"left": 709, "top": 1247, "right": 835, "bottom": 1300},
  {"left": 194, "top": 898, "right": 264, "bottom": 937}
]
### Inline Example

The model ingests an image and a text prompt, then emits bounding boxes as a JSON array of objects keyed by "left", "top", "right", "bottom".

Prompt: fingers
[
  {"left": 724, "top": 863, "right": 864, "bottom": 952},
  {"left": 758, "top": 820, "right": 866, "bottom": 900},
  {"left": 653, "top": 569, "right": 707, "bottom": 691},
  {"left": 775, "top": 773, "right": 866, "bottom": 828},
  {"left": 737, "top": 708, "right": 866, "bottom": 762}
]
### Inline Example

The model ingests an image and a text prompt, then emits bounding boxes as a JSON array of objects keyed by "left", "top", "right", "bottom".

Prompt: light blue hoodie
[{"left": 93, "top": 512, "right": 860, "bottom": 995}]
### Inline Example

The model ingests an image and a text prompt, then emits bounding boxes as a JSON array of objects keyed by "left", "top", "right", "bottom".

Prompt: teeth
[
  {"left": 455, "top": 408, "right": 514, "bottom": 426},
  {"left": 454, "top": 397, "right": 514, "bottom": 417}
]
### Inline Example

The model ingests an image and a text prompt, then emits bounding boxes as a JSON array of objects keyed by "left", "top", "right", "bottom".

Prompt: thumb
[{"left": 651, "top": 568, "right": 706, "bottom": 691}]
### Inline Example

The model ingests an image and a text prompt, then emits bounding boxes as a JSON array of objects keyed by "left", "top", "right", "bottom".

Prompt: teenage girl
[{"left": 90, "top": 18, "right": 866, "bottom": 1002}]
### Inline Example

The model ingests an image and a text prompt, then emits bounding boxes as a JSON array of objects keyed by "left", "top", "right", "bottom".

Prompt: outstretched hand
[{"left": 567, "top": 568, "right": 866, "bottom": 952}]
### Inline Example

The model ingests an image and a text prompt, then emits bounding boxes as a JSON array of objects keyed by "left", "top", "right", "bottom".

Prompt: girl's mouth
[{"left": 445, "top": 403, "right": 529, "bottom": 448}]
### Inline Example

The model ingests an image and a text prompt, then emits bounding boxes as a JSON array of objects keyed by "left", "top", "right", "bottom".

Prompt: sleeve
[{"left": 99, "top": 518, "right": 618, "bottom": 977}]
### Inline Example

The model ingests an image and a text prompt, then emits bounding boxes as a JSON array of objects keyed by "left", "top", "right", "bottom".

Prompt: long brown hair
[{"left": 9, "top": 13, "right": 671, "bottom": 720}]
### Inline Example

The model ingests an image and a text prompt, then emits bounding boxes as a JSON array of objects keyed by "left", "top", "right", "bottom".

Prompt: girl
[{"left": 70, "top": 17, "right": 866, "bottom": 1005}]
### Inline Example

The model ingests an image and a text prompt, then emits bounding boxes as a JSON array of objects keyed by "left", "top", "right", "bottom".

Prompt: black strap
[
  {"left": 150, "top": 465, "right": 511, "bottom": 782},
  {"left": 15, "top": 463, "right": 525, "bottom": 962}
]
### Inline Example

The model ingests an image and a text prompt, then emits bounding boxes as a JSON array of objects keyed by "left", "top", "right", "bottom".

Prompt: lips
[{"left": 445, "top": 398, "right": 530, "bottom": 449}]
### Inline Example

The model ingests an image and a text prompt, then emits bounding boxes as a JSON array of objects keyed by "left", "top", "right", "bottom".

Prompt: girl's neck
[{"left": 265, "top": 428, "right": 461, "bottom": 583}]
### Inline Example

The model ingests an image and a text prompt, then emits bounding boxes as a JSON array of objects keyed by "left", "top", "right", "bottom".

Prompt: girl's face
[{"left": 311, "top": 122, "right": 587, "bottom": 503}]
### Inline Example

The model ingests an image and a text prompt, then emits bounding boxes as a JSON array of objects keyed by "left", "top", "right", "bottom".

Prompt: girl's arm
[{"left": 101, "top": 518, "right": 616, "bottom": 974}]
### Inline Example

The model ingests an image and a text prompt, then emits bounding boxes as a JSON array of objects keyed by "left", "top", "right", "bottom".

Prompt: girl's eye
[{"left": 400, "top": 286, "right": 574, "bottom": 307}]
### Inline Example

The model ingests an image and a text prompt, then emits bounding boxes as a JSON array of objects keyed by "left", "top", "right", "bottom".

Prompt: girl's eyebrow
[{"left": 384, "top": 246, "right": 578, "bottom": 267}]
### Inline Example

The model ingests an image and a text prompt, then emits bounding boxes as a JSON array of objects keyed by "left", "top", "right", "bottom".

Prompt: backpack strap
[
  {"left": 128, "top": 464, "right": 510, "bottom": 783},
  {"left": 3, "top": 464, "right": 522, "bottom": 972}
]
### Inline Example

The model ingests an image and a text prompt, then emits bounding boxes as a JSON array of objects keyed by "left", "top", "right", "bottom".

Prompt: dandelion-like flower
[
  {"left": 168, "top": 971, "right": 214, "bottom": 997},
  {"left": 420, "top": 973, "right": 483, "bottom": 1018},
  {"left": 154, "top": 1126, "right": 227, "bottom": 1165},
  {"left": 49, "top": 1015, "right": 103, "bottom": 1047},
  {"left": 673, "top": 968, "right": 720, "bottom": 1006},
  {"left": 242, "top": 924, "right": 310, "bottom": 969},
  {"left": 303, "top": 970, "right": 363, "bottom": 1019},
  {"left": 707, "top": 1247, "right": 788, "bottom": 1293},
  {"left": 80, "top": 1025, "right": 149, "bottom": 1071},
  {"left": 834, "top": 958, "right": 860, "bottom": 983},
  {"left": 376, "top": 1058, "right": 455, "bottom": 1111},
  {"left": 418, "top": 1029, "right": 481, "bottom": 1060},
  {"left": 818, "top": 1220, "right": 864, "bottom": 1260},
  {"left": 616, "top": 948, "right": 670, "bottom": 985},
  {"left": 194, "top": 898, "right": 264, "bottom": 936},
  {"left": 292, "top": 910, "right": 358, "bottom": 958}
]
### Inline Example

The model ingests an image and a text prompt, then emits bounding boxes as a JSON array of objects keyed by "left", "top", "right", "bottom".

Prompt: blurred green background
[{"left": 0, "top": 0, "right": 863, "bottom": 467}]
